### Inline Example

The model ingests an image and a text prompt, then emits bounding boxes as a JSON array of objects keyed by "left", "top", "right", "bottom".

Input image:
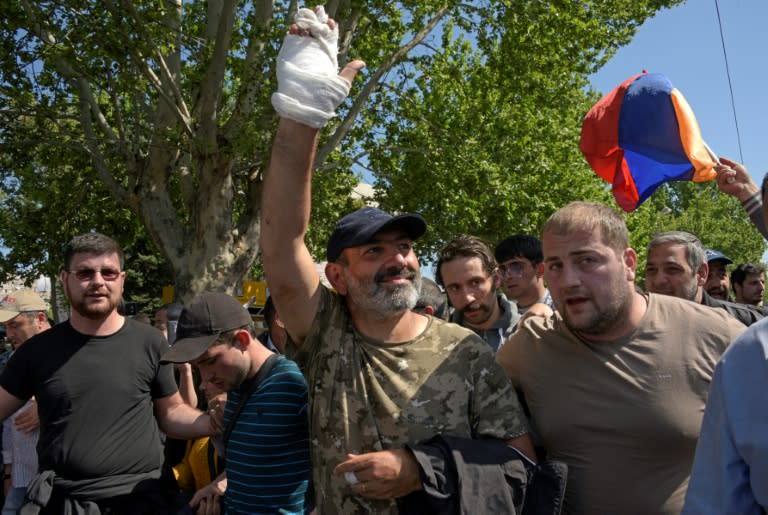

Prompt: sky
[{"left": 590, "top": 0, "right": 767, "bottom": 185}]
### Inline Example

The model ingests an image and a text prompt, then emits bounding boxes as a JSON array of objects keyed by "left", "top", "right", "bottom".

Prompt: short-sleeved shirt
[
  {"left": 222, "top": 355, "right": 311, "bottom": 514},
  {"left": 289, "top": 286, "right": 528, "bottom": 514},
  {"left": 497, "top": 293, "right": 745, "bottom": 514},
  {"left": 0, "top": 319, "right": 176, "bottom": 480}
]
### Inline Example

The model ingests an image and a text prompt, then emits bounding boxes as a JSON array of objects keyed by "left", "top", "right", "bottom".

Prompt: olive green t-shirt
[{"left": 290, "top": 286, "right": 529, "bottom": 514}]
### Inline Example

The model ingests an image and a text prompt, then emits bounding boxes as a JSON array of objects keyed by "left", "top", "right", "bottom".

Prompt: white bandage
[
  {"left": 344, "top": 471, "right": 359, "bottom": 485},
  {"left": 271, "top": 6, "right": 352, "bottom": 128}
]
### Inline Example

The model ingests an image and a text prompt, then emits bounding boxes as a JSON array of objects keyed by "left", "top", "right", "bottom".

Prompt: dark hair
[
  {"left": 495, "top": 234, "right": 543, "bottom": 265},
  {"left": 414, "top": 278, "right": 449, "bottom": 320},
  {"left": 435, "top": 235, "right": 496, "bottom": 287},
  {"left": 63, "top": 232, "right": 124, "bottom": 270},
  {"left": 730, "top": 263, "right": 765, "bottom": 286}
]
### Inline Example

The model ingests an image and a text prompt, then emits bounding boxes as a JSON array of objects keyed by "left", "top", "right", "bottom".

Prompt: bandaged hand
[{"left": 271, "top": 6, "right": 353, "bottom": 128}]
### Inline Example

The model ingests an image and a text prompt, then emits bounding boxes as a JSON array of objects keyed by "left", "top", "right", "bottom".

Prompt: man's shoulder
[
  {"left": 655, "top": 292, "right": 742, "bottom": 320},
  {"left": 494, "top": 293, "right": 521, "bottom": 334},
  {"left": 119, "top": 318, "right": 167, "bottom": 348},
  {"left": 505, "top": 312, "right": 565, "bottom": 353},
  {"left": 272, "top": 353, "right": 305, "bottom": 377},
  {"left": 723, "top": 317, "right": 768, "bottom": 361},
  {"left": 22, "top": 320, "right": 71, "bottom": 347},
  {"left": 425, "top": 317, "right": 489, "bottom": 347}
]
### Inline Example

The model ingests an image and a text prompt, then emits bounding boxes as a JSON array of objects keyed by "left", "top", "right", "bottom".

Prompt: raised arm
[
  {"left": 716, "top": 157, "right": 768, "bottom": 239},
  {"left": 261, "top": 120, "right": 324, "bottom": 345},
  {"left": 260, "top": 7, "right": 364, "bottom": 344}
]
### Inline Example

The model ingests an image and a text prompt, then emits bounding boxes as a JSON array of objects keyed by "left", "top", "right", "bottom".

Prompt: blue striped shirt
[{"left": 223, "top": 355, "right": 310, "bottom": 514}]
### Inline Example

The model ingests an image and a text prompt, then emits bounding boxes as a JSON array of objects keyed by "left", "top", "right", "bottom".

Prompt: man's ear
[
  {"left": 233, "top": 329, "right": 251, "bottom": 351},
  {"left": 325, "top": 262, "right": 348, "bottom": 295},
  {"left": 696, "top": 262, "right": 709, "bottom": 287},
  {"left": 535, "top": 262, "right": 545, "bottom": 279},
  {"left": 623, "top": 248, "right": 638, "bottom": 282},
  {"left": 492, "top": 269, "right": 501, "bottom": 290}
]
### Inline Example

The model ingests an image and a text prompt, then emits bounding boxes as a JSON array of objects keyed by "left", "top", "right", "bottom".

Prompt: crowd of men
[{"left": 0, "top": 5, "right": 766, "bottom": 515}]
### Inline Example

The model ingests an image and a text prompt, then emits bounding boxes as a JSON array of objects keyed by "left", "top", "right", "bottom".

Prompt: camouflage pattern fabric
[{"left": 289, "top": 286, "right": 529, "bottom": 514}]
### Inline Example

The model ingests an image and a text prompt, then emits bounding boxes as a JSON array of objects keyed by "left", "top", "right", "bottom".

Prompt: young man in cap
[
  {"left": 260, "top": 8, "right": 533, "bottom": 513},
  {"left": 161, "top": 291, "right": 311, "bottom": 515},
  {"left": 0, "top": 233, "right": 213, "bottom": 514},
  {"left": 0, "top": 289, "right": 50, "bottom": 514}
]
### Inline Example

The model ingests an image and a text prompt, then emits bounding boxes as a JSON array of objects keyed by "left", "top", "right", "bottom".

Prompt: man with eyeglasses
[
  {"left": 495, "top": 234, "right": 555, "bottom": 315},
  {"left": 0, "top": 289, "right": 49, "bottom": 514},
  {"left": 435, "top": 235, "right": 521, "bottom": 352},
  {"left": 0, "top": 232, "right": 215, "bottom": 514}
]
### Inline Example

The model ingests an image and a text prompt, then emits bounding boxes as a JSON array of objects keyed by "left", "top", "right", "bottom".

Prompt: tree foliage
[{"left": 3, "top": 0, "right": 731, "bottom": 302}]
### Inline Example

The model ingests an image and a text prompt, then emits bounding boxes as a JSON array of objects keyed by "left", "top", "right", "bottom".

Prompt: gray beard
[{"left": 346, "top": 272, "right": 422, "bottom": 317}]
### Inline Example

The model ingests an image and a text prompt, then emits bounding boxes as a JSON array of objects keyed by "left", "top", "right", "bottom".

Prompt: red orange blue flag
[{"left": 579, "top": 72, "right": 717, "bottom": 212}]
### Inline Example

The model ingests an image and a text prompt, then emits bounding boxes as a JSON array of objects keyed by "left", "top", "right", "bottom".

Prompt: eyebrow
[{"left": 544, "top": 249, "right": 594, "bottom": 262}]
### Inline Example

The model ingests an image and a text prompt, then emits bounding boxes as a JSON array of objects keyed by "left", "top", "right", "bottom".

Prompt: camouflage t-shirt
[{"left": 290, "top": 286, "right": 529, "bottom": 514}]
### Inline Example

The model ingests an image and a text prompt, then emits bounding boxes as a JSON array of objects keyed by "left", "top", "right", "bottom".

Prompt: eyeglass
[
  {"left": 498, "top": 261, "right": 529, "bottom": 278},
  {"left": 66, "top": 268, "right": 122, "bottom": 281}
]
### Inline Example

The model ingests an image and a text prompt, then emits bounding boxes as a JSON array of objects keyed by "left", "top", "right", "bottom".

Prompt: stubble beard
[{"left": 562, "top": 279, "right": 634, "bottom": 337}]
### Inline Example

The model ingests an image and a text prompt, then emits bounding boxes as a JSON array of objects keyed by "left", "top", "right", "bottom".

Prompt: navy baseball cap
[
  {"left": 161, "top": 292, "right": 252, "bottom": 363},
  {"left": 326, "top": 207, "right": 427, "bottom": 262},
  {"left": 704, "top": 248, "right": 733, "bottom": 264}
]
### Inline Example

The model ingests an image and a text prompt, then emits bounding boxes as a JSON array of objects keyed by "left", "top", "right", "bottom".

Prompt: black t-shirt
[{"left": 0, "top": 318, "right": 177, "bottom": 479}]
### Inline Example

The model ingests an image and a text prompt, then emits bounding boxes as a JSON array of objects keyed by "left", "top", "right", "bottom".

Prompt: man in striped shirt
[
  {"left": 161, "top": 292, "right": 311, "bottom": 515},
  {"left": 0, "top": 289, "right": 51, "bottom": 514}
]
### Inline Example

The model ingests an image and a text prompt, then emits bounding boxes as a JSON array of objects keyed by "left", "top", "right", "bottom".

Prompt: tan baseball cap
[{"left": 0, "top": 289, "right": 48, "bottom": 323}]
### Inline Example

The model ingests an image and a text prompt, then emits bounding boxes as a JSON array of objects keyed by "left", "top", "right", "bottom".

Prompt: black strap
[
  {"left": 206, "top": 439, "right": 218, "bottom": 480},
  {"left": 222, "top": 353, "right": 280, "bottom": 446}
]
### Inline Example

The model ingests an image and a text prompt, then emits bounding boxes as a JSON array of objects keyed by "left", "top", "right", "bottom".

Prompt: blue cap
[
  {"left": 326, "top": 207, "right": 427, "bottom": 262},
  {"left": 704, "top": 248, "right": 733, "bottom": 264}
]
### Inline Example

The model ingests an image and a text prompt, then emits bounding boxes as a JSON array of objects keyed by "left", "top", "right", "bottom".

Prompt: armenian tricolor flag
[{"left": 580, "top": 72, "right": 717, "bottom": 212}]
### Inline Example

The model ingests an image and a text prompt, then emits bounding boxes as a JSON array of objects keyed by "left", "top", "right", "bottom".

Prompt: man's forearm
[
  {"left": 156, "top": 395, "right": 213, "bottom": 439},
  {"left": 261, "top": 119, "right": 318, "bottom": 252}
]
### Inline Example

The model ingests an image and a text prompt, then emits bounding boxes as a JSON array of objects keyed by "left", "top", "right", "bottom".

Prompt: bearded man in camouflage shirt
[{"left": 259, "top": 7, "right": 534, "bottom": 514}]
